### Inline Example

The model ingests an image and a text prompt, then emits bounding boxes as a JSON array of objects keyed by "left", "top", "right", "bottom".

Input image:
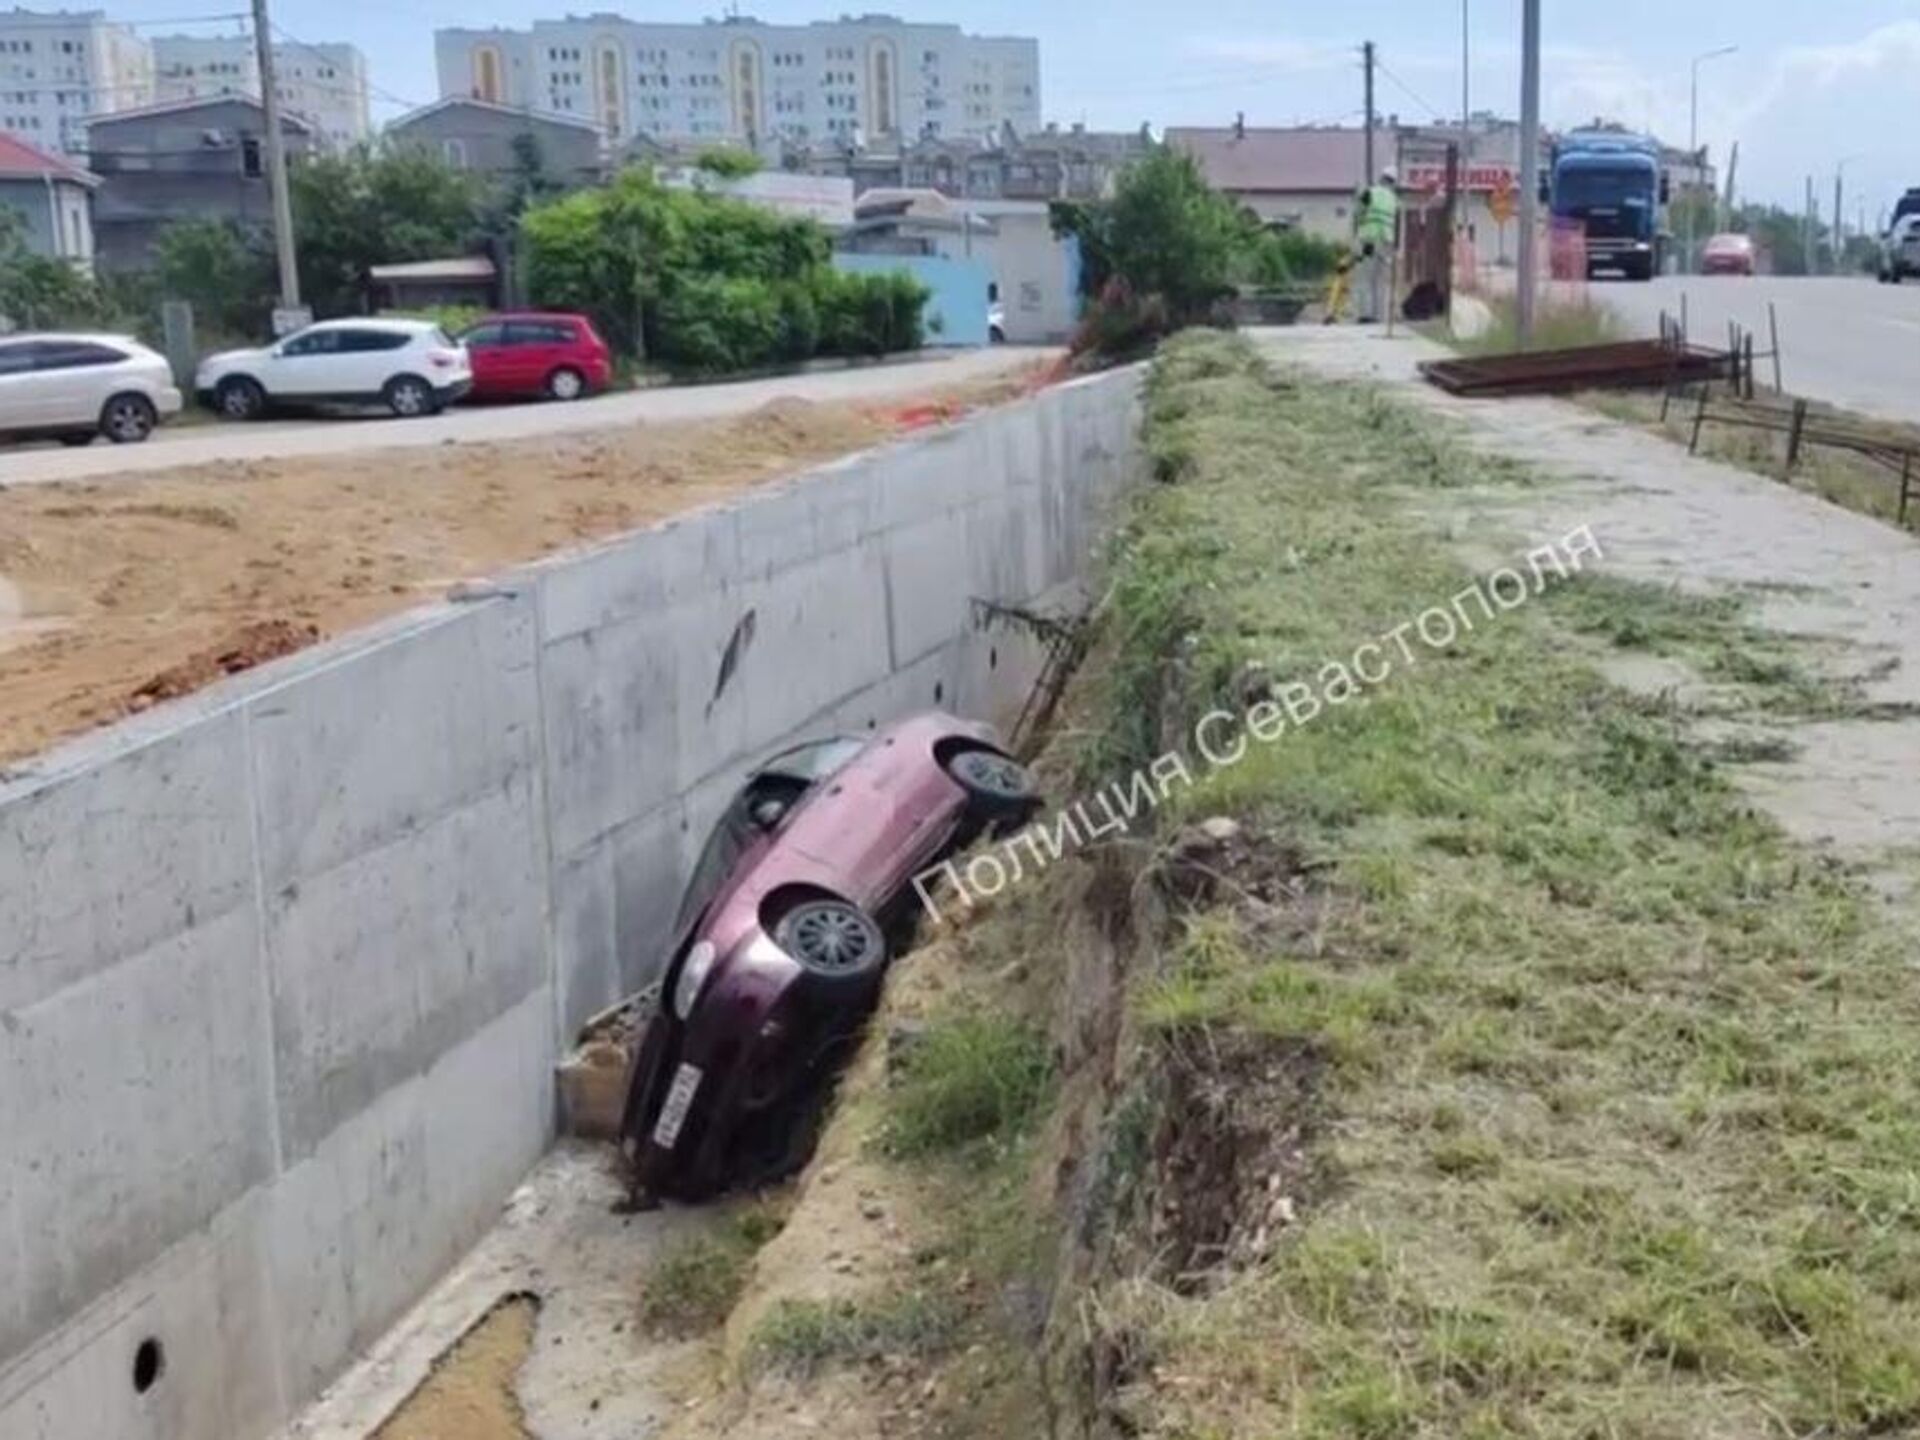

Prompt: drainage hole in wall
[
  {"left": 934, "top": 681, "right": 945, "bottom": 704},
  {"left": 132, "top": 1337, "right": 165, "bottom": 1394},
  {"left": 989, "top": 646, "right": 998, "bottom": 671}
]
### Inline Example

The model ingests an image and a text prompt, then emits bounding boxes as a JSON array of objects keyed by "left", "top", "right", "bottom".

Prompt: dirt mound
[{"left": 128, "top": 619, "right": 319, "bottom": 711}]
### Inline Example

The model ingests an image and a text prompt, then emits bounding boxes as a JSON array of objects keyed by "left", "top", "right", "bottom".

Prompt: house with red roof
[{"left": 0, "top": 131, "right": 99, "bottom": 270}]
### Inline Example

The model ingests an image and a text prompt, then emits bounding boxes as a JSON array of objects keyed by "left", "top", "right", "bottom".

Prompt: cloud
[{"left": 1779, "top": 20, "right": 1920, "bottom": 86}]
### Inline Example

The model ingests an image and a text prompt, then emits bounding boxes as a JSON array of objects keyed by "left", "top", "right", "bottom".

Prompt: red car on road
[
  {"left": 458, "top": 311, "right": 612, "bottom": 401},
  {"left": 619, "top": 712, "right": 1040, "bottom": 1202},
  {"left": 1701, "top": 233, "right": 1756, "bottom": 276}
]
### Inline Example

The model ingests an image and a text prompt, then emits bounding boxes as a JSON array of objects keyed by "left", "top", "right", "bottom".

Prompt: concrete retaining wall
[{"left": 0, "top": 363, "right": 1141, "bottom": 1440}]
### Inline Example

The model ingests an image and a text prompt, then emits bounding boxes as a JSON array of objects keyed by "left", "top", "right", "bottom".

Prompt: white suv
[
  {"left": 0, "top": 333, "right": 183, "bottom": 446},
  {"left": 196, "top": 318, "right": 472, "bottom": 420}
]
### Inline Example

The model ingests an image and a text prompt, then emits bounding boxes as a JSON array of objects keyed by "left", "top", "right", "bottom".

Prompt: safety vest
[{"left": 1357, "top": 184, "right": 1399, "bottom": 244}]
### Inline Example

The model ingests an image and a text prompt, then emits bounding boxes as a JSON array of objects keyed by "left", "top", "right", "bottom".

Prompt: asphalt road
[
  {"left": 0, "top": 345, "right": 1056, "bottom": 487},
  {"left": 1587, "top": 275, "right": 1920, "bottom": 426}
]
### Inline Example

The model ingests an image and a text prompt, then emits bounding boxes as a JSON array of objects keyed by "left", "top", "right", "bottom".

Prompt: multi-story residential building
[
  {"left": 0, "top": 7, "right": 151, "bottom": 156},
  {"left": 151, "top": 33, "right": 369, "bottom": 149},
  {"left": 781, "top": 120, "right": 1149, "bottom": 201},
  {"left": 435, "top": 13, "right": 1038, "bottom": 149}
]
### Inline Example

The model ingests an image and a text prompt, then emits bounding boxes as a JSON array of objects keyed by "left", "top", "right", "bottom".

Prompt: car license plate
[{"left": 651, "top": 1063, "right": 703, "bottom": 1149}]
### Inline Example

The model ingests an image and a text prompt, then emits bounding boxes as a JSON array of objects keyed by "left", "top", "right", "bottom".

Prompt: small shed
[{"left": 368, "top": 256, "right": 499, "bottom": 311}]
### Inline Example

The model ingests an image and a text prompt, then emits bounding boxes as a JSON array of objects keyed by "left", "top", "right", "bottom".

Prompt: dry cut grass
[{"left": 1067, "top": 330, "right": 1920, "bottom": 1439}]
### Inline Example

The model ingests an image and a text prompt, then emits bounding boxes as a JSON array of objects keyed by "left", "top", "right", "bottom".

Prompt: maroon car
[
  {"left": 619, "top": 712, "right": 1039, "bottom": 1201},
  {"left": 1701, "top": 232, "right": 1756, "bottom": 276}
]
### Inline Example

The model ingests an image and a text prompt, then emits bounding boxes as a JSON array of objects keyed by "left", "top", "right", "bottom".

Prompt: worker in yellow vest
[{"left": 1353, "top": 166, "right": 1401, "bottom": 323}]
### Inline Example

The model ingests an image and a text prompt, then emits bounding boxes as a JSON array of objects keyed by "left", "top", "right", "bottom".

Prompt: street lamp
[{"left": 1687, "top": 44, "right": 1737, "bottom": 273}]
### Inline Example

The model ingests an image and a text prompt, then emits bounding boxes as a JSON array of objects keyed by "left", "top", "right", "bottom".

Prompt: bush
[
  {"left": 378, "top": 303, "right": 489, "bottom": 338},
  {"left": 656, "top": 274, "right": 782, "bottom": 374},
  {"left": 771, "top": 279, "right": 820, "bottom": 362}
]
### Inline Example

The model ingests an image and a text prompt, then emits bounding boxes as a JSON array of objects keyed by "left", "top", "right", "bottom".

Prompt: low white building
[
  {"left": 0, "top": 7, "right": 152, "bottom": 156},
  {"left": 151, "top": 32, "right": 369, "bottom": 150}
]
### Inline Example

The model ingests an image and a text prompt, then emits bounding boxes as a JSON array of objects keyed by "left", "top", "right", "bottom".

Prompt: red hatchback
[{"left": 459, "top": 312, "right": 612, "bottom": 401}]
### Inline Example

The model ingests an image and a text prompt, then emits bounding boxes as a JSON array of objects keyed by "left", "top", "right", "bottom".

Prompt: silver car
[{"left": 0, "top": 332, "right": 183, "bottom": 446}]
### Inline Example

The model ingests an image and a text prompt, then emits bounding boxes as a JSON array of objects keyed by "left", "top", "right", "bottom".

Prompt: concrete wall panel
[{"left": 0, "top": 362, "right": 1144, "bottom": 1440}]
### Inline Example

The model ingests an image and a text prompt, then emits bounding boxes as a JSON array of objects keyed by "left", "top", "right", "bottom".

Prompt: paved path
[
  {"left": 1257, "top": 326, "right": 1920, "bottom": 884},
  {"left": 0, "top": 346, "right": 1054, "bottom": 488},
  {"left": 1583, "top": 275, "right": 1920, "bottom": 427}
]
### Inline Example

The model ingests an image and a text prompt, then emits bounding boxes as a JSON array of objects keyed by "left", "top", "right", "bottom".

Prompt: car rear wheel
[
  {"left": 100, "top": 392, "right": 158, "bottom": 444},
  {"left": 545, "top": 366, "right": 586, "bottom": 401},
  {"left": 774, "top": 899, "right": 886, "bottom": 985},
  {"left": 215, "top": 376, "right": 266, "bottom": 421},
  {"left": 384, "top": 374, "right": 437, "bottom": 418},
  {"left": 945, "top": 745, "right": 1038, "bottom": 821}
]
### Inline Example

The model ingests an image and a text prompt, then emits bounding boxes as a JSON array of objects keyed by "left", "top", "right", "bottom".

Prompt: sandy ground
[
  {"left": 371, "top": 1297, "right": 538, "bottom": 1440},
  {"left": 0, "top": 367, "right": 1044, "bottom": 768},
  {"left": 1254, "top": 325, "right": 1920, "bottom": 878}
]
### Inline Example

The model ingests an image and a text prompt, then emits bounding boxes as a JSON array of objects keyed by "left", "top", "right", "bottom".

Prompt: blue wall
[{"left": 832, "top": 253, "right": 993, "bottom": 347}]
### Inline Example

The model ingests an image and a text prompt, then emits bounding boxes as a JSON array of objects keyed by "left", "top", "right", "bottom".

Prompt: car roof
[
  {"left": 305, "top": 317, "right": 436, "bottom": 333},
  {"left": 0, "top": 331, "right": 139, "bottom": 347},
  {"left": 484, "top": 311, "right": 587, "bottom": 322}
]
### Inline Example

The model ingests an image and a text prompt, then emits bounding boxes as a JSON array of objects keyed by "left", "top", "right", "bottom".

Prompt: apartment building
[
  {"left": 152, "top": 33, "right": 369, "bottom": 149},
  {"left": 0, "top": 7, "right": 151, "bottom": 155},
  {"left": 435, "top": 12, "right": 1038, "bottom": 149}
]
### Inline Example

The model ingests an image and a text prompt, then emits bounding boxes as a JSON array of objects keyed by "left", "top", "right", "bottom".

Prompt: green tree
[
  {"left": 1051, "top": 145, "right": 1249, "bottom": 356},
  {"left": 0, "top": 208, "right": 104, "bottom": 328},
  {"left": 694, "top": 145, "right": 762, "bottom": 179},
  {"left": 290, "top": 145, "right": 481, "bottom": 315},
  {"left": 152, "top": 217, "right": 274, "bottom": 338}
]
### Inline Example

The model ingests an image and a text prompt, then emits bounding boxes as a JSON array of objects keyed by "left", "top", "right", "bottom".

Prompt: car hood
[{"left": 199, "top": 345, "right": 272, "bottom": 370}]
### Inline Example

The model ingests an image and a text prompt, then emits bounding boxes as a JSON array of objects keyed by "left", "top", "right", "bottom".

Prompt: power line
[
  {"left": 1375, "top": 59, "right": 1445, "bottom": 122},
  {"left": 268, "top": 20, "right": 419, "bottom": 111}
]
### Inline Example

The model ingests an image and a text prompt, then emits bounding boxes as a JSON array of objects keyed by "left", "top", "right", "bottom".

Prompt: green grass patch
[
  {"left": 746, "top": 1290, "right": 962, "bottom": 1378},
  {"left": 1072, "top": 329, "right": 1920, "bottom": 1438},
  {"left": 880, "top": 1013, "right": 1053, "bottom": 1158},
  {"left": 636, "top": 1201, "right": 787, "bottom": 1336},
  {"left": 1453, "top": 293, "right": 1623, "bottom": 355}
]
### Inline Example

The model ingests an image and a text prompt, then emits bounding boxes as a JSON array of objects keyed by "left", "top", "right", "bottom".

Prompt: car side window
[
  {"left": 335, "top": 329, "right": 410, "bottom": 353},
  {"left": 35, "top": 341, "right": 123, "bottom": 370},
  {"left": 463, "top": 322, "right": 506, "bottom": 347},
  {"left": 280, "top": 330, "right": 339, "bottom": 357},
  {"left": 0, "top": 341, "right": 42, "bottom": 375},
  {"left": 505, "top": 320, "right": 574, "bottom": 345}
]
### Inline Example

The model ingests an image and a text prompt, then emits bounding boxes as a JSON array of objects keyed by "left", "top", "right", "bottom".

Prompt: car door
[
  {"left": 332, "top": 328, "right": 410, "bottom": 398},
  {"left": 461, "top": 320, "right": 509, "bottom": 393},
  {"left": 270, "top": 328, "right": 345, "bottom": 397},
  {"left": 33, "top": 340, "right": 128, "bottom": 426},
  {"left": 505, "top": 319, "right": 564, "bottom": 392}
]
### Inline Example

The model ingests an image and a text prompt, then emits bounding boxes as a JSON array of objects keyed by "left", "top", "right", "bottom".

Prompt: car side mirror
[
  {"left": 1536, "top": 177, "right": 1551, "bottom": 204},
  {"left": 750, "top": 797, "right": 789, "bottom": 830}
]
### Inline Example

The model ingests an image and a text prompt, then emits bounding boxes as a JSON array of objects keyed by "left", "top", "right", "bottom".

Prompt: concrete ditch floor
[
  {"left": 284, "top": 1143, "right": 696, "bottom": 1440},
  {"left": 1255, "top": 325, "right": 1920, "bottom": 908}
]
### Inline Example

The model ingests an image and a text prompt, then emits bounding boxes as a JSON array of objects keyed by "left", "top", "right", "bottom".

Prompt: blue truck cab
[{"left": 1540, "top": 130, "right": 1670, "bottom": 280}]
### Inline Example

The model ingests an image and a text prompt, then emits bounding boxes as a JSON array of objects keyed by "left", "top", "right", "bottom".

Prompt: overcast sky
[{"left": 116, "top": 0, "right": 1919, "bottom": 220}]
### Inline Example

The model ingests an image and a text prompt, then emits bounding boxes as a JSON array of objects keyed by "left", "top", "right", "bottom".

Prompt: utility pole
[
  {"left": 1362, "top": 40, "right": 1376, "bottom": 186},
  {"left": 1687, "top": 46, "right": 1737, "bottom": 274},
  {"left": 1515, "top": 0, "right": 1540, "bottom": 346},
  {"left": 1460, "top": 0, "right": 1470, "bottom": 145},
  {"left": 1832, "top": 172, "right": 1843, "bottom": 275},
  {"left": 251, "top": 0, "right": 301, "bottom": 314},
  {"left": 1803, "top": 175, "right": 1815, "bottom": 277}
]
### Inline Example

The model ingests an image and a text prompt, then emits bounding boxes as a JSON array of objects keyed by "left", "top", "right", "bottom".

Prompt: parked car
[
  {"left": 1700, "top": 232, "right": 1756, "bottom": 276},
  {"left": 1878, "top": 214, "right": 1920, "bottom": 284},
  {"left": 458, "top": 312, "right": 611, "bottom": 401},
  {"left": 195, "top": 318, "right": 471, "bottom": 420},
  {"left": 619, "top": 712, "right": 1041, "bottom": 1202},
  {"left": 0, "top": 332, "right": 182, "bottom": 446}
]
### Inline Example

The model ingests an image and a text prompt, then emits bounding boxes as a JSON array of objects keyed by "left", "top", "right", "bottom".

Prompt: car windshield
[
  {"left": 759, "top": 736, "right": 864, "bottom": 783},
  {"left": 1557, "top": 166, "right": 1652, "bottom": 209}
]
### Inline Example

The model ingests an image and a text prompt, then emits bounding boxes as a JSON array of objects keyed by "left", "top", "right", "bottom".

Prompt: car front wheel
[
  {"left": 774, "top": 898, "right": 886, "bottom": 987},
  {"left": 100, "top": 392, "right": 158, "bottom": 443},
  {"left": 945, "top": 745, "right": 1039, "bottom": 822},
  {"left": 215, "top": 376, "right": 266, "bottom": 420},
  {"left": 383, "top": 374, "right": 437, "bottom": 418}
]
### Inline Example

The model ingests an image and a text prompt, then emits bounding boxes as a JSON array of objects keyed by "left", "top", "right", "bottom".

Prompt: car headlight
[{"left": 672, "top": 940, "right": 718, "bottom": 1021}]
